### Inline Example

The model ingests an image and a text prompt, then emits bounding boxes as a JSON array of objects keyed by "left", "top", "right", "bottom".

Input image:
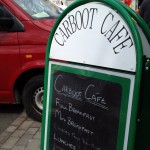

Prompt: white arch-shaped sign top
[{"left": 50, "top": 2, "right": 136, "bottom": 72}]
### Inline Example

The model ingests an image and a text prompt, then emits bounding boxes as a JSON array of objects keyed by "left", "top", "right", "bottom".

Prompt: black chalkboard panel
[{"left": 50, "top": 71, "right": 122, "bottom": 150}]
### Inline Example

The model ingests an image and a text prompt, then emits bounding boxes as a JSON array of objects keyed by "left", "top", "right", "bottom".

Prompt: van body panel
[{"left": 0, "top": 0, "right": 56, "bottom": 105}]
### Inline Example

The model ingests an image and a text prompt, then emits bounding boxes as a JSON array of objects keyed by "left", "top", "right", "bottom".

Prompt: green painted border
[
  {"left": 41, "top": 0, "right": 143, "bottom": 150},
  {"left": 115, "top": 0, "right": 150, "bottom": 43},
  {"left": 47, "top": 63, "right": 131, "bottom": 150}
]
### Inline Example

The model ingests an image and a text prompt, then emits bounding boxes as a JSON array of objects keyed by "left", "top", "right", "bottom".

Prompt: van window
[
  {"left": 0, "top": 4, "right": 13, "bottom": 18},
  {"left": 0, "top": 3, "right": 24, "bottom": 32},
  {"left": 13, "top": 0, "right": 63, "bottom": 19},
  {"left": 0, "top": 4, "right": 14, "bottom": 31}
]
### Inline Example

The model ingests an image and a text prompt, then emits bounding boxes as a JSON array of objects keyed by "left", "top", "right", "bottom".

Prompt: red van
[{"left": 0, "top": 0, "right": 61, "bottom": 121}]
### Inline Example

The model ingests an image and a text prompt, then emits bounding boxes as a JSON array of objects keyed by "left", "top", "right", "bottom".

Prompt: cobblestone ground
[{"left": 0, "top": 112, "right": 41, "bottom": 150}]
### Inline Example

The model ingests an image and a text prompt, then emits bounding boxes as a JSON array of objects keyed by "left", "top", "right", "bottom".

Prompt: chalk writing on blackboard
[
  {"left": 50, "top": 71, "right": 122, "bottom": 150},
  {"left": 55, "top": 98, "right": 95, "bottom": 121},
  {"left": 54, "top": 75, "right": 82, "bottom": 101},
  {"left": 85, "top": 84, "right": 108, "bottom": 110}
]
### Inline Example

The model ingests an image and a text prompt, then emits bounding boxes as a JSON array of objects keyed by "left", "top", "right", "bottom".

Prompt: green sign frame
[
  {"left": 42, "top": 62, "right": 134, "bottom": 150},
  {"left": 41, "top": 0, "right": 143, "bottom": 150},
  {"left": 115, "top": 0, "right": 150, "bottom": 43}
]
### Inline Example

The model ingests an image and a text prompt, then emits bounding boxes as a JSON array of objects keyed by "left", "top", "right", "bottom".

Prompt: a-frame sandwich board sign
[
  {"left": 116, "top": 1, "right": 150, "bottom": 149},
  {"left": 41, "top": 0, "right": 144, "bottom": 150}
]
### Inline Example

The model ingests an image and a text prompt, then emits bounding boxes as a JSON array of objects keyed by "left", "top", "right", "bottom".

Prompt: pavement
[{"left": 0, "top": 111, "right": 41, "bottom": 150}]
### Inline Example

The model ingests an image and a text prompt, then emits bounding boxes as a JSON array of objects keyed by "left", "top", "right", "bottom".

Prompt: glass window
[
  {"left": 13, "top": 0, "right": 63, "bottom": 19},
  {"left": 0, "top": 4, "right": 12, "bottom": 18}
]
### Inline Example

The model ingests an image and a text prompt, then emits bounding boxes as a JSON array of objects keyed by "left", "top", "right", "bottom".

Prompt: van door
[{"left": 0, "top": 3, "right": 24, "bottom": 103}]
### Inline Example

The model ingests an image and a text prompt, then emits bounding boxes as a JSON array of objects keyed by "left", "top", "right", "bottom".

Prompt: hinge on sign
[{"left": 145, "top": 58, "right": 150, "bottom": 71}]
